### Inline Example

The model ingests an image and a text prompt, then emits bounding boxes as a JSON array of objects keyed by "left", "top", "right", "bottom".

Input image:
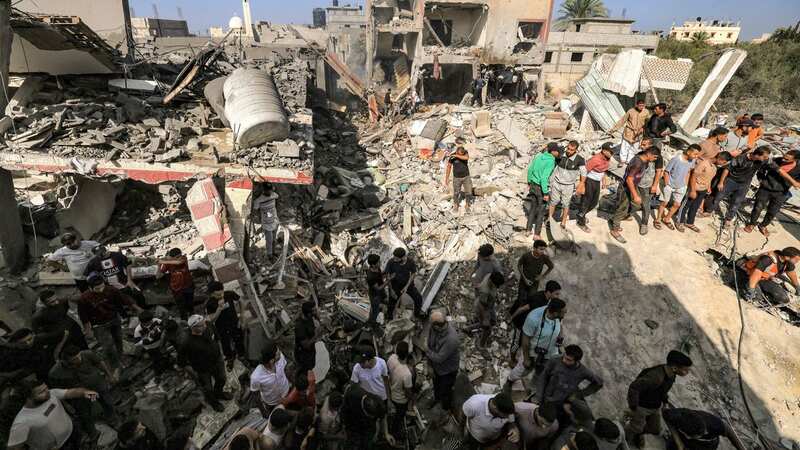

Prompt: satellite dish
[{"left": 229, "top": 15, "right": 243, "bottom": 30}]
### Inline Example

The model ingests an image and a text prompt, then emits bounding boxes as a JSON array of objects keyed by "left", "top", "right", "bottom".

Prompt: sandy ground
[{"left": 508, "top": 203, "right": 800, "bottom": 448}]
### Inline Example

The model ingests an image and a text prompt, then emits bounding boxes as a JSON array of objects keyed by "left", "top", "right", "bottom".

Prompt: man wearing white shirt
[
  {"left": 462, "top": 392, "right": 518, "bottom": 449},
  {"left": 45, "top": 233, "right": 99, "bottom": 292},
  {"left": 250, "top": 341, "right": 290, "bottom": 416},
  {"left": 350, "top": 348, "right": 390, "bottom": 401}
]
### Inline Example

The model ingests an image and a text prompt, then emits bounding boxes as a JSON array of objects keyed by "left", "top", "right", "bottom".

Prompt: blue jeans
[{"left": 713, "top": 178, "right": 749, "bottom": 221}]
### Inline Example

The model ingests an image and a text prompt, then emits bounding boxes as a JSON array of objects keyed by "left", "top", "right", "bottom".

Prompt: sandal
[
  {"left": 652, "top": 221, "right": 662, "bottom": 230},
  {"left": 662, "top": 219, "right": 675, "bottom": 230},
  {"left": 686, "top": 224, "right": 700, "bottom": 233},
  {"left": 675, "top": 223, "right": 685, "bottom": 233}
]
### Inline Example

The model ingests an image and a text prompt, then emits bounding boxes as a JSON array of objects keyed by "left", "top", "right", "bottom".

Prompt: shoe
[
  {"left": 639, "top": 224, "right": 648, "bottom": 235},
  {"left": 217, "top": 392, "right": 234, "bottom": 401},
  {"left": 610, "top": 230, "right": 627, "bottom": 243},
  {"left": 209, "top": 400, "right": 225, "bottom": 412},
  {"left": 758, "top": 226, "right": 769, "bottom": 237},
  {"left": 743, "top": 224, "right": 754, "bottom": 233}
]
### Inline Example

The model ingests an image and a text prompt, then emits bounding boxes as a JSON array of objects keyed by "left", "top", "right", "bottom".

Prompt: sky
[{"left": 129, "top": 0, "right": 800, "bottom": 40}]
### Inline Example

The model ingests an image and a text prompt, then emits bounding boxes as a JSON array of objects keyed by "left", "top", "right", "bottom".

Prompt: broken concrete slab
[
  {"left": 55, "top": 178, "right": 119, "bottom": 240},
  {"left": 496, "top": 116, "right": 530, "bottom": 156},
  {"left": 542, "top": 112, "right": 569, "bottom": 139},
  {"left": 5, "top": 76, "right": 44, "bottom": 115}
]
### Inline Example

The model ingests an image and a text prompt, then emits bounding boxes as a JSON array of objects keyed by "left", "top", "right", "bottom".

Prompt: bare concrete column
[
  {"left": 0, "top": 168, "right": 26, "bottom": 272},
  {"left": 0, "top": 0, "right": 13, "bottom": 113}
]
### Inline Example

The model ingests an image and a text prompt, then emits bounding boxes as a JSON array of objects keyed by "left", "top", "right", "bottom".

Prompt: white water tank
[{"left": 223, "top": 68, "right": 289, "bottom": 148}]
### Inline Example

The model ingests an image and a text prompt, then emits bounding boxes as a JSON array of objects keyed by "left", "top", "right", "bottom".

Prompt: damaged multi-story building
[{"left": 365, "top": 0, "right": 555, "bottom": 103}]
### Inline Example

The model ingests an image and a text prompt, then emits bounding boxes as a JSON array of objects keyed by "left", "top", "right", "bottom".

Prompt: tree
[
  {"left": 691, "top": 31, "right": 710, "bottom": 44},
  {"left": 554, "top": 0, "right": 609, "bottom": 30}
]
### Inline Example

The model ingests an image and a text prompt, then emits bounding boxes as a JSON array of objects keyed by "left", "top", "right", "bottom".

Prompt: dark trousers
[
  {"left": 576, "top": 178, "right": 601, "bottom": 226},
  {"left": 218, "top": 324, "right": 246, "bottom": 361},
  {"left": 749, "top": 188, "right": 787, "bottom": 227},
  {"left": 72, "top": 384, "right": 116, "bottom": 433},
  {"left": 119, "top": 287, "right": 147, "bottom": 310},
  {"left": 678, "top": 190, "right": 708, "bottom": 225},
  {"left": 173, "top": 288, "right": 196, "bottom": 320},
  {"left": 611, "top": 185, "right": 651, "bottom": 227},
  {"left": 197, "top": 359, "right": 227, "bottom": 401},
  {"left": 525, "top": 183, "right": 547, "bottom": 235},
  {"left": 453, "top": 176, "right": 474, "bottom": 207},
  {"left": 75, "top": 279, "right": 90, "bottom": 293},
  {"left": 390, "top": 400, "right": 409, "bottom": 437},
  {"left": 713, "top": 178, "right": 749, "bottom": 221},
  {"left": 367, "top": 291, "right": 385, "bottom": 325},
  {"left": 93, "top": 317, "right": 123, "bottom": 369},
  {"left": 433, "top": 371, "right": 457, "bottom": 410},
  {"left": 295, "top": 349, "right": 317, "bottom": 373},
  {"left": 517, "top": 278, "right": 539, "bottom": 303},
  {"left": 387, "top": 284, "right": 423, "bottom": 319}
]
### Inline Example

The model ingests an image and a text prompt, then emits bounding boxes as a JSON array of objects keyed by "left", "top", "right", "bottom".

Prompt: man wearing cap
[
  {"left": 624, "top": 350, "right": 693, "bottom": 448},
  {"left": 84, "top": 245, "right": 145, "bottom": 308},
  {"left": 45, "top": 233, "right": 100, "bottom": 293},
  {"left": 526, "top": 143, "right": 560, "bottom": 240},
  {"left": 576, "top": 143, "right": 613, "bottom": 233},
  {"left": 610, "top": 99, "right": 649, "bottom": 165},
  {"left": 384, "top": 248, "right": 425, "bottom": 320},
  {"left": 294, "top": 301, "right": 322, "bottom": 374},
  {"left": 350, "top": 348, "right": 390, "bottom": 401},
  {"left": 426, "top": 311, "right": 460, "bottom": 413},
  {"left": 506, "top": 299, "right": 566, "bottom": 390},
  {"left": 78, "top": 274, "right": 142, "bottom": 371},
  {"left": 250, "top": 340, "right": 291, "bottom": 416},
  {"left": 462, "top": 392, "right": 519, "bottom": 449},
  {"left": 178, "top": 315, "right": 232, "bottom": 412},
  {"left": 133, "top": 310, "right": 169, "bottom": 373},
  {"left": 548, "top": 141, "right": 587, "bottom": 230}
]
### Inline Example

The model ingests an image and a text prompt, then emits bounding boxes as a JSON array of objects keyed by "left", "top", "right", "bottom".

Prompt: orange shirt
[{"left": 748, "top": 127, "right": 763, "bottom": 148}]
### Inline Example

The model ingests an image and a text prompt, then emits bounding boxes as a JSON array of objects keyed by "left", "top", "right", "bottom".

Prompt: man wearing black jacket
[
  {"left": 745, "top": 149, "right": 800, "bottom": 236},
  {"left": 625, "top": 350, "right": 692, "bottom": 448},
  {"left": 644, "top": 103, "right": 677, "bottom": 145}
]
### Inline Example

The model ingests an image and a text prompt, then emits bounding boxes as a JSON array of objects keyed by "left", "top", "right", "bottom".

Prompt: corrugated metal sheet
[
  {"left": 678, "top": 49, "right": 747, "bottom": 133},
  {"left": 603, "top": 49, "right": 645, "bottom": 97},
  {"left": 575, "top": 61, "right": 625, "bottom": 132}
]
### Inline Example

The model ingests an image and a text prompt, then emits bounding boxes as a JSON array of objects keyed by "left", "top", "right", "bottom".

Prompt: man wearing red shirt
[
  {"left": 157, "top": 248, "right": 195, "bottom": 319},
  {"left": 576, "top": 142, "right": 613, "bottom": 232}
]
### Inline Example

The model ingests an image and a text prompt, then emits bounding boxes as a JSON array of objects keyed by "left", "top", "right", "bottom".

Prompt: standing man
[
  {"left": 527, "top": 143, "right": 561, "bottom": 240},
  {"left": 250, "top": 341, "right": 291, "bottom": 416},
  {"left": 387, "top": 342, "right": 415, "bottom": 439},
  {"left": 655, "top": 145, "right": 699, "bottom": 232},
  {"left": 712, "top": 146, "right": 771, "bottom": 227},
  {"left": 178, "top": 315, "right": 233, "bottom": 412},
  {"left": 745, "top": 149, "right": 800, "bottom": 236},
  {"left": 45, "top": 233, "right": 99, "bottom": 293},
  {"left": 366, "top": 254, "right": 389, "bottom": 327},
  {"left": 294, "top": 301, "right": 321, "bottom": 375},
  {"left": 644, "top": 103, "right": 676, "bottom": 146},
  {"left": 157, "top": 248, "right": 195, "bottom": 320},
  {"left": 514, "top": 402, "right": 559, "bottom": 450},
  {"left": 506, "top": 299, "right": 567, "bottom": 390},
  {"left": 78, "top": 273, "right": 142, "bottom": 372},
  {"left": 462, "top": 392, "right": 519, "bottom": 449},
  {"left": 6, "top": 380, "right": 98, "bottom": 450},
  {"left": 698, "top": 127, "right": 729, "bottom": 160},
  {"left": 609, "top": 146, "right": 662, "bottom": 242},
  {"left": 475, "top": 272, "right": 506, "bottom": 348},
  {"left": 444, "top": 146, "right": 473, "bottom": 213},
  {"left": 84, "top": 245, "right": 144, "bottom": 307},
  {"left": 610, "top": 99, "right": 649, "bottom": 165},
  {"left": 509, "top": 281, "right": 561, "bottom": 360},
  {"left": 548, "top": 141, "right": 587, "bottom": 229},
  {"left": 748, "top": 113, "right": 765, "bottom": 149},
  {"left": 426, "top": 311, "right": 460, "bottom": 413},
  {"left": 472, "top": 244, "right": 503, "bottom": 290},
  {"left": 516, "top": 240, "right": 554, "bottom": 304},
  {"left": 625, "top": 350, "right": 693, "bottom": 448},
  {"left": 350, "top": 348, "right": 390, "bottom": 401},
  {"left": 341, "top": 384, "right": 391, "bottom": 450},
  {"left": 678, "top": 152, "right": 732, "bottom": 233},
  {"left": 253, "top": 183, "right": 280, "bottom": 259},
  {"left": 534, "top": 345, "right": 603, "bottom": 423},
  {"left": 738, "top": 246, "right": 800, "bottom": 305},
  {"left": 576, "top": 143, "right": 613, "bottom": 233},
  {"left": 662, "top": 408, "right": 746, "bottom": 450},
  {"left": 206, "top": 282, "right": 247, "bottom": 370},
  {"left": 384, "top": 248, "right": 424, "bottom": 320},
  {"left": 724, "top": 120, "right": 754, "bottom": 156}
]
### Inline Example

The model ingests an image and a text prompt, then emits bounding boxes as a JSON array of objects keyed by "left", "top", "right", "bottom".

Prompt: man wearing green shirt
[{"left": 526, "top": 143, "right": 561, "bottom": 240}]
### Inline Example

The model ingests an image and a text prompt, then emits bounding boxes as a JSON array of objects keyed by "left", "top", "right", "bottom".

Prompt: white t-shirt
[
  {"left": 387, "top": 354, "right": 413, "bottom": 404},
  {"left": 7, "top": 389, "right": 73, "bottom": 450},
  {"left": 463, "top": 394, "right": 516, "bottom": 444},
  {"left": 250, "top": 354, "right": 290, "bottom": 406},
  {"left": 350, "top": 357, "right": 389, "bottom": 400},
  {"left": 48, "top": 241, "right": 99, "bottom": 280}
]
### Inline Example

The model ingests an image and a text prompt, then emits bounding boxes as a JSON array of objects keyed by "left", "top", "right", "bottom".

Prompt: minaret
[{"left": 242, "top": 0, "right": 254, "bottom": 38}]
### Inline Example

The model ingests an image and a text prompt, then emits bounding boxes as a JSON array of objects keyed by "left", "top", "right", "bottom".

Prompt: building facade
[
  {"left": 313, "top": 8, "right": 327, "bottom": 28},
  {"left": 669, "top": 18, "right": 741, "bottom": 45},
  {"left": 365, "top": 0, "right": 555, "bottom": 103},
  {"left": 131, "top": 17, "right": 190, "bottom": 40},
  {"left": 543, "top": 18, "right": 659, "bottom": 92}
]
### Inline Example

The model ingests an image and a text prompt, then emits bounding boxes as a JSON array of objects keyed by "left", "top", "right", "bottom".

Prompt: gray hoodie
[
  {"left": 426, "top": 323, "right": 460, "bottom": 375},
  {"left": 535, "top": 357, "right": 603, "bottom": 405}
]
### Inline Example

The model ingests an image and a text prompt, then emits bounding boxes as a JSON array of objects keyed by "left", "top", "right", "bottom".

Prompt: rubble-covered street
[{"left": 1, "top": 2, "right": 800, "bottom": 450}]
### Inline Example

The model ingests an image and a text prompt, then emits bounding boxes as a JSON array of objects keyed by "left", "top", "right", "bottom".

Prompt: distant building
[
  {"left": 543, "top": 18, "right": 660, "bottom": 92},
  {"left": 209, "top": 27, "right": 227, "bottom": 39},
  {"left": 751, "top": 32, "right": 772, "bottom": 44},
  {"left": 313, "top": 8, "right": 327, "bottom": 28},
  {"left": 669, "top": 18, "right": 740, "bottom": 45},
  {"left": 131, "top": 17, "right": 191, "bottom": 40},
  {"left": 325, "top": 5, "right": 366, "bottom": 33}
]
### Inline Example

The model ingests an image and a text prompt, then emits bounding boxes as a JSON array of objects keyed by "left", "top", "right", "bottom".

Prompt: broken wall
[
  {"left": 423, "top": 5, "right": 488, "bottom": 47},
  {"left": 55, "top": 178, "right": 120, "bottom": 240},
  {"left": 481, "top": 0, "right": 552, "bottom": 64},
  {"left": 10, "top": 35, "right": 116, "bottom": 75},
  {"left": 14, "top": 0, "right": 132, "bottom": 49}
]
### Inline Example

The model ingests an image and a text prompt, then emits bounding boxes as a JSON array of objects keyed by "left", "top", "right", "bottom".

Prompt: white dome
[{"left": 229, "top": 15, "right": 243, "bottom": 29}]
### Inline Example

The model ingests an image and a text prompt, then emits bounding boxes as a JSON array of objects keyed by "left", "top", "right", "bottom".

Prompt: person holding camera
[{"left": 505, "top": 299, "right": 566, "bottom": 392}]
